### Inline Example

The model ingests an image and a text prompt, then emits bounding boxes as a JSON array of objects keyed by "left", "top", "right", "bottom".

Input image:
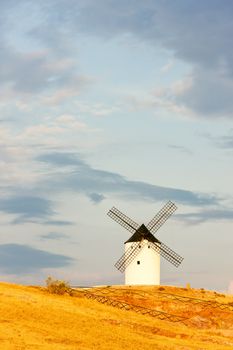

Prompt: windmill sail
[
  {"left": 150, "top": 241, "right": 183, "bottom": 267},
  {"left": 107, "top": 207, "right": 140, "bottom": 234},
  {"left": 115, "top": 241, "right": 145, "bottom": 272},
  {"left": 146, "top": 201, "right": 177, "bottom": 234},
  {"left": 108, "top": 201, "right": 183, "bottom": 277}
]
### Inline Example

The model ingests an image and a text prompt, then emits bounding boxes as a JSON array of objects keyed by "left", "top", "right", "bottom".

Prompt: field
[{"left": 0, "top": 282, "right": 233, "bottom": 349}]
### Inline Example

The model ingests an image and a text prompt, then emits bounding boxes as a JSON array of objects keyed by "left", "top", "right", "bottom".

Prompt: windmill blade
[
  {"left": 115, "top": 241, "right": 145, "bottom": 272},
  {"left": 147, "top": 201, "right": 177, "bottom": 234},
  {"left": 107, "top": 207, "right": 140, "bottom": 234},
  {"left": 150, "top": 241, "right": 183, "bottom": 267}
]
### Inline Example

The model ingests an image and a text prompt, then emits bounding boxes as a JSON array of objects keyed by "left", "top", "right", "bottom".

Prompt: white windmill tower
[{"left": 107, "top": 201, "right": 183, "bottom": 285}]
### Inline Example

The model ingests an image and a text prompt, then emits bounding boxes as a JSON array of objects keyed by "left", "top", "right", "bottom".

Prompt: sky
[{"left": 0, "top": 0, "right": 232, "bottom": 293}]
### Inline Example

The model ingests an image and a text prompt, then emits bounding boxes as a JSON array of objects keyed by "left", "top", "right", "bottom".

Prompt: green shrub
[{"left": 46, "top": 276, "right": 73, "bottom": 296}]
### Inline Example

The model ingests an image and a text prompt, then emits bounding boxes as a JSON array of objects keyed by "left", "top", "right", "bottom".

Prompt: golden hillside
[{"left": 0, "top": 282, "right": 233, "bottom": 349}]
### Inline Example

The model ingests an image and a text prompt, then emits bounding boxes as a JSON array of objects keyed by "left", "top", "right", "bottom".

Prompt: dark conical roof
[{"left": 125, "top": 224, "right": 160, "bottom": 244}]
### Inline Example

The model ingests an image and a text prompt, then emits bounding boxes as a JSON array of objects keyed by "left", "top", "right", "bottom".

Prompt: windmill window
[
  {"left": 148, "top": 245, "right": 150, "bottom": 248},
  {"left": 137, "top": 261, "right": 140, "bottom": 265}
]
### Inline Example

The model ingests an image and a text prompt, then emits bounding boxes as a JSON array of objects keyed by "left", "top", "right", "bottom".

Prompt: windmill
[{"left": 107, "top": 201, "right": 183, "bottom": 285}]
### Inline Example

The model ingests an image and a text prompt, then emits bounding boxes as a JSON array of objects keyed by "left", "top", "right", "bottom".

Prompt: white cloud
[
  {"left": 43, "top": 88, "right": 80, "bottom": 105},
  {"left": 124, "top": 88, "right": 190, "bottom": 120},
  {"left": 56, "top": 114, "right": 87, "bottom": 130},
  {"left": 161, "top": 60, "right": 174, "bottom": 74},
  {"left": 76, "top": 102, "right": 119, "bottom": 117},
  {"left": 48, "top": 0, "right": 233, "bottom": 119},
  {"left": 170, "top": 76, "right": 193, "bottom": 97},
  {"left": 22, "top": 124, "right": 63, "bottom": 137}
]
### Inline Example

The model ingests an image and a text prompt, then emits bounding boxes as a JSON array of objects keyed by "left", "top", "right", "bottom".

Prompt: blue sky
[{"left": 0, "top": 0, "right": 233, "bottom": 292}]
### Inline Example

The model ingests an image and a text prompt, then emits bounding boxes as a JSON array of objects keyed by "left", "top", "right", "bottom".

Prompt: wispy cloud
[
  {"left": 201, "top": 129, "right": 233, "bottom": 151},
  {"left": 167, "top": 144, "right": 193, "bottom": 155},
  {"left": 2, "top": 1, "right": 233, "bottom": 119},
  {"left": 211, "top": 130, "right": 233, "bottom": 149},
  {"left": 0, "top": 194, "right": 74, "bottom": 225},
  {"left": 0, "top": 3, "right": 91, "bottom": 102},
  {"left": 42, "top": 0, "right": 233, "bottom": 119},
  {"left": 161, "top": 60, "right": 174, "bottom": 74},
  {"left": 0, "top": 151, "right": 229, "bottom": 225},
  {"left": 36, "top": 151, "right": 219, "bottom": 207},
  {"left": 176, "top": 208, "right": 233, "bottom": 225},
  {"left": 0, "top": 47, "right": 89, "bottom": 98},
  {"left": 88, "top": 193, "right": 105, "bottom": 204},
  {"left": 40, "top": 232, "right": 69, "bottom": 240},
  {"left": 44, "top": 220, "right": 74, "bottom": 226},
  {"left": 0, "top": 244, "right": 74, "bottom": 274},
  {"left": 0, "top": 195, "right": 54, "bottom": 223}
]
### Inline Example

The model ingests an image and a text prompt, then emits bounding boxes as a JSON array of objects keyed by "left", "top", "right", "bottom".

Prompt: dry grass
[{"left": 0, "top": 282, "right": 232, "bottom": 349}]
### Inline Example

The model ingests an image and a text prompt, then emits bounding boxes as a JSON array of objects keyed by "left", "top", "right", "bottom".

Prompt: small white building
[{"left": 124, "top": 224, "right": 160, "bottom": 285}]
